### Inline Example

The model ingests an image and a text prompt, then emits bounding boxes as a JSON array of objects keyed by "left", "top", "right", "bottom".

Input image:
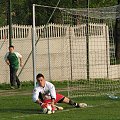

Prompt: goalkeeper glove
[
  {"left": 51, "top": 107, "right": 55, "bottom": 113},
  {"left": 40, "top": 102, "right": 47, "bottom": 109}
]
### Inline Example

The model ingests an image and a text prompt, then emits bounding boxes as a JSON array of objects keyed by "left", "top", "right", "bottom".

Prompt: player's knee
[
  {"left": 58, "top": 97, "right": 65, "bottom": 103},
  {"left": 60, "top": 97, "right": 70, "bottom": 103}
]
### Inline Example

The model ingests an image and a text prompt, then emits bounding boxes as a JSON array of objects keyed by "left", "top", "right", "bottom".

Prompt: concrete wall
[{"left": 0, "top": 23, "right": 119, "bottom": 83}]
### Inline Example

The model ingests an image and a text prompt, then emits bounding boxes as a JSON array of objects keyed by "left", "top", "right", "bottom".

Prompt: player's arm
[
  {"left": 51, "top": 98, "right": 55, "bottom": 108},
  {"left": 15, "top": 52, "right": 23, "bottom": 67},
  {"left": 35, "top": 99, "right": 43, "bottom": 105},
  {"left": 4, "top": 53, "right": 10, "bottom": 65},
  {"left": 19, "top": 57, "right": 23, "bottom": 67},
  {"left": 18, "top": 53, "right": 23, "bottom": 67},
  {"left": 49, "top": 84, "right": 56, "bottom": 111},
  {"left": 33, "top": 88, "right": 40, "bottom": 103},
  {"left": 32, "top": 88, "right": 44, "bottom": 107},
  {"left": 5, "top": 59, "right": 10, "bottom": 65}
]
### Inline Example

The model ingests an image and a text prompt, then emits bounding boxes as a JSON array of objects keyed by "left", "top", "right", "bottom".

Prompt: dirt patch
[{"left": 0, "top": 88, "right": 68, "bottom": 96}]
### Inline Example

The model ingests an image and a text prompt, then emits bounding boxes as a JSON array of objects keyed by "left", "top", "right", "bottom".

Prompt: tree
[
  {"left": 0, "top": 0, "right": 118, "bottom": 26},
  {"left": 115, "top": 0, "right": 120, "bottom": 60},
  {"left": 0, "top": 0, "right": 8, "bottom": 26}
]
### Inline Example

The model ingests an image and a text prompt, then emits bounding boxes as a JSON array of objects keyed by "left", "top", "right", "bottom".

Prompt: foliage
[
  {"left": 0, "top": 0, "right": 119, "bottom": 26},
  {"left": 89, "top": 0, "right": 117, "bottom": 7}
]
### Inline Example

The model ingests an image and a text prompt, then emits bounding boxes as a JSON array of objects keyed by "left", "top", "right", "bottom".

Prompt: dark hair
[
  {"left": 9, "top": 45, "right": 14, "bottom": 49},
  {"left": 36, "top": 73, "right": 44, "bottom": 79}
]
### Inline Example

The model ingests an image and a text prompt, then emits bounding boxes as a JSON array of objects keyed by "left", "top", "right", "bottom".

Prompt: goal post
[
  {"left": 32, "top": 2, "right": 61, "bottom": 88},
  {"left": 32, "top": 4, "right": 37, "bottom": 88}
]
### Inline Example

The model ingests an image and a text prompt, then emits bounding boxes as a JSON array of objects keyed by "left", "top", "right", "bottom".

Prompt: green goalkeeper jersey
[{"left": 4, "top": 52, "right": 22, "bottom": 70}]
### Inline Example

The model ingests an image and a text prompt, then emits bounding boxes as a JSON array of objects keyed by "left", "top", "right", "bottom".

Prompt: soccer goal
[
  {"left": 60, "top": 5, "right": 120, "bottom": 97},
  {"left": 32, "top": 4, "right": 120, "bottom": 97}
]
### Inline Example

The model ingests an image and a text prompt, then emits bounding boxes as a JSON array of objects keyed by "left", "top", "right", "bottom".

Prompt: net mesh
[{"left": 60, "top": 5, "right": 120, "bottom": 97}]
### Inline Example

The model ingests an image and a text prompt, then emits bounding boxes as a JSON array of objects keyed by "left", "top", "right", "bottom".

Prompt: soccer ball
[{"left": 42, "top": 103, "right": 52, "bottom": 114}]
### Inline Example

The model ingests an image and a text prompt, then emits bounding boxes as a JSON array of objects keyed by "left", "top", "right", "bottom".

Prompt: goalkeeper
[{"left": 32, "top": 73, "right": 87, "bottom": 113}]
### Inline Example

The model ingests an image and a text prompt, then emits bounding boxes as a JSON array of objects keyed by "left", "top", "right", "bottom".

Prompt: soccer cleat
[
  {"left": 17, "top": 85, "right": 21, "bottom": 89},
  {"left": 10, "top": 86, "right": 15, "bottom": 89},
  {"left": 55, "top": 105, "right": 64, "bottom": 110},
  {"left": 78, "top": 103, "right": 87, "bottom": 108}
]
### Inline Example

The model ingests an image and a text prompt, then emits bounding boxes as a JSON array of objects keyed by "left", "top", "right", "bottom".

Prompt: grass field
[{"left": 0, "top": 82, "right": 120, "bottom": 120}]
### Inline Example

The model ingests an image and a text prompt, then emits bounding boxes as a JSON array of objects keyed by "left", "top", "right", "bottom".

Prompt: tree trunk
[{"left": 115, "top": 1, "right": 120, "bottom": 59}]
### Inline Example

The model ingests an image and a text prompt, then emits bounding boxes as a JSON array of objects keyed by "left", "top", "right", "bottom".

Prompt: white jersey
[{"left": 32, "top": 81, "right": 56, "bottom": 102}]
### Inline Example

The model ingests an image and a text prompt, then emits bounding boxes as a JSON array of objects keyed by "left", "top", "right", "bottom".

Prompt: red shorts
[{"left": 43, "top": 93, "right": 65, "bottom": 104}]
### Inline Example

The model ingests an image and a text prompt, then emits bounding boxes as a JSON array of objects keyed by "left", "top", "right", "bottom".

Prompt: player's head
[
  {"left": 36, "top": 73, "right": 45, "bottom": 87},
  {"left": 9, "top": 45, "right": 14, "bottom": 53}
]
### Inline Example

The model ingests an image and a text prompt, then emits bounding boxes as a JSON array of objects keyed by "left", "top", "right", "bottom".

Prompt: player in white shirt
[{"left": 32, "top": 73, "right": 87, "bottom": 113}]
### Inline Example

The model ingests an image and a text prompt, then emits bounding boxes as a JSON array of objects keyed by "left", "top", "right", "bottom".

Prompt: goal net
[
  {"left": 32, "top": 4, "right": 120, "bottom": 98},
  {"left": 60, "top": 5, "right": 120, "bottom": 97}
]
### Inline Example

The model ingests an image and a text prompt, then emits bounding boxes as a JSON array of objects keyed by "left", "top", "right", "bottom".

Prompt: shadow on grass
[
  {"left": 0, "top": 106, "right": 75, "bottom": 115},
  {"left": 0, "top": 108, "right": 41, "bottom": 114}
]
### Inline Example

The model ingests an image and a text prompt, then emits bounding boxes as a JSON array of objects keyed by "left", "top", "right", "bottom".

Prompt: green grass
[
  {"left": 0, "top": 81, "right": 68, "bottom": 90},
  {"left": 0, "top": 87, "right": 120, "bottom": 120},
  {"left": 0, "top": 81, "right": 120, "bottom": 120}
]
